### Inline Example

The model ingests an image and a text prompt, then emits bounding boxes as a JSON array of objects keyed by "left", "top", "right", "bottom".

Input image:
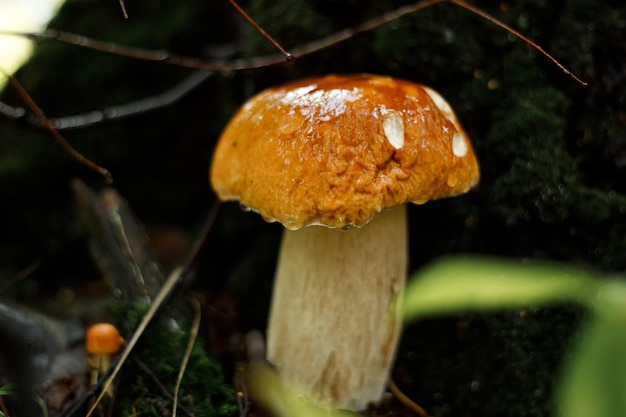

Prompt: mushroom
[
  {"left": 86, "top": 322, "right": 124, "bottom": 380},
  {"left": 210, "top": 74, "right": 479, "bottom": 410}
]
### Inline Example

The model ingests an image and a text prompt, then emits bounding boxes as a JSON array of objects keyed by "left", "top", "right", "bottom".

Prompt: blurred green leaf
[
  {"left": 246, "top": 362, "right": 357, "bottom": 417},
  {"left": 588, "top": 280, "right": 626, "bottom": 320},
  {"left": 0, "top": 384, "right": 15, "bottom": 396},
  {"left": 403, "top": 256, "right": 598, "bottom": 323},
  {"left": 556, "top": 314, "right": 626, "bottom": 417},
  {"left": 403, "top": 256, "right": 626, "bottom": 417},
  {"left": 37, "top": 396, "right": 49, "bottom": 417},
  {"left": 0, "top": 383, "right": 48, "bottom": 417}
]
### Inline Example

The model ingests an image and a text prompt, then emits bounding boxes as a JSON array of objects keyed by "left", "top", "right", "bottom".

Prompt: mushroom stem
[
  {"left": 266, "top": 205, "right": 407, "bottom": 410},
  {"left": 90, "top": 354, "right": 112, "bottom": 386}
]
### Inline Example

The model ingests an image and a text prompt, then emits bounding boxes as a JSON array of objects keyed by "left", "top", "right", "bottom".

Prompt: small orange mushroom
[{"left": 86, "top": 323, "right": 124, "bottom": 381}]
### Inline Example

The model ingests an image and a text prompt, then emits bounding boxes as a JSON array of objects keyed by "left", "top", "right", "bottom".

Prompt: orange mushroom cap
[
  {"left": 210, "top": 74, "right": 480, "bottom": 230},
  {"left": 86, "top": 323, "right": 124, "bottom": 355}
]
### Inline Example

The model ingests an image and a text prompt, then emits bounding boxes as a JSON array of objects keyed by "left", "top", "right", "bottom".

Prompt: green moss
[{"left": 109, "top": 301, "right": 237, "bottom": 417}]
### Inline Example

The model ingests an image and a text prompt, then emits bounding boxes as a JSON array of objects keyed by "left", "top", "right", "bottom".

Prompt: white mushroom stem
[{"left": 266, "top": 206, "right": 407, "bottom": 410}]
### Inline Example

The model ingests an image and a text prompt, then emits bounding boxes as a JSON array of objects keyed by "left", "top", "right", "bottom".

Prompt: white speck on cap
[
  {"left": 422, "top": 87, "right": 468, "bottom": 158},
  {"left": 422, "top": 87, "right": 455, "bottom": 121},
  {"left": 383, "top": 111, "right": 404, "bottom": 149},
  {"left": 452, "top": 132, "right": 468, "bottom": 157}
]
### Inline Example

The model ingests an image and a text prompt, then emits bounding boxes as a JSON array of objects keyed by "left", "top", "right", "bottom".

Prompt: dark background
[{"left": 1, "top": 0, "right": 625, "bottom": 416}]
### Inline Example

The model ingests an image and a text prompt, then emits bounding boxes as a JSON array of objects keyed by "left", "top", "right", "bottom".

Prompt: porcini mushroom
[{"left": 210, "top": 74, "right": 479, "bottom": 410}]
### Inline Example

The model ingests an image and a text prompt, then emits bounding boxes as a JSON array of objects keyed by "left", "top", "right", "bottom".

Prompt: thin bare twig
[
  {"left": 3, "top": 72, "right": 112, "bottom": 181},
  {"left": 228, "top": 0, "right": 294, "bottom": 62},
  {"left": 234, "top": 363, "right": 250, "bottom": 417},
  {"left": 119, "top": 0, "right": 128, "bottom": 19},
  {"left": 51, "top": 69, "right": 212, "bottom": 129},
  {"left": 387, "top": 377, "right": 429, "bottom": 417},
  {"left": 134, "top": 358, "right": 196, "bottom": 417},
  {"left": 0, "top": 69, "right": 213, "bottom": 130},
  {"left": 0, "top": 261, "right": 41, "bottom": 295},
  {"left": 449, "top": 0, "right": 588, "bottom": 86},
  {"left": 172, "top": 298, "right": 201, "bottom": 417},
  {"left": 0, "top": 0, "right": 587, "bottom": 84},
  {"left": 0, "top": 0, "right": 436, "bottom": 71}
]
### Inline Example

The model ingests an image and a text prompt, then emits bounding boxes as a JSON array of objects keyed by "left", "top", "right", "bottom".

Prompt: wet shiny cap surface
[{"left": 210, "top": 74, "right": 480, "bottom": 229}]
